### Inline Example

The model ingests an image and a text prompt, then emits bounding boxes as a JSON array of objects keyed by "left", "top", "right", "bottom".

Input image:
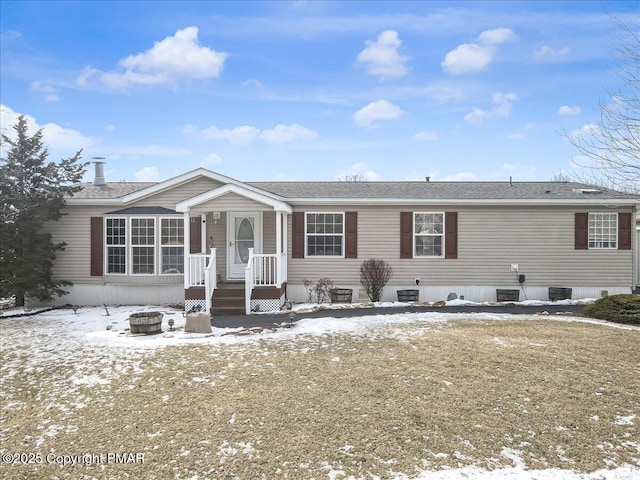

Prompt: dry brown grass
[{"left": 1, "top": 319, "right": 639, "bottom": 479}]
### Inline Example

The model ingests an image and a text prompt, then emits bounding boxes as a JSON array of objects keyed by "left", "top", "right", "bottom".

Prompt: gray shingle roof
[
  {"left": 106, "top": 206, "right": 179, "bottom": 215},
  {"left": 73, "top": 182, "right": 155, "bottom": 199},
  {"left": 248, "top": 181, "right": 635, "bottom": 200},
  {"left": 71, "top": 179, "right": 636, "bottom": 202}
]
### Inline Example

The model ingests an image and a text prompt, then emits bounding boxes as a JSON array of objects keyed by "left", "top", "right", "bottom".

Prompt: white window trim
[
  {"left": 160, "top": 217, "right": 185, "bottom": 276},
  {"left": 304, "top": 211, "right": 345, "bottom": 258},
  {"left": 104, "top": 215, "right": 185, "bottom": 277},
  {"left": 588, "top": 212, "right": 618, "bottom": 250},
  {"left": 104, "top": 217, "right": 127, "bottom": 276},
  {"left": 129, "top": 217, "right": 156, "bottom": 276},
  {"left": 413, "top": 211, "right": 445, "bottom": 258}
]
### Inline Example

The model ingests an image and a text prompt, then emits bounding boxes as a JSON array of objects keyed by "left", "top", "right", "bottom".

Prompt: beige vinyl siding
[
  {"left": 45, "top": 205, "right": 106, "bottom": 285},
  {"left": 287, "top": 205, "right": 634, "bottom": 287},
  {"left": 131, "top": 177, "right": 223, "bottom": 208},
  {"left": 197, "top": 192, "right": 274, "bottom": 212},
  {"left": 208, "top": 211, "right": 227, "bottom": 277},
  {"left": 263, "top": 211, "right": 276, "bottom": 254},
  {"left": 45, "top": 205, "right": 185, "bottom": 286}
]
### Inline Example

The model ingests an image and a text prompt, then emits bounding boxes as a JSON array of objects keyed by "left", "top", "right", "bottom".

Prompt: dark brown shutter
[
  {"left": 618, "top": 212, "right": 632, "bottom": 250},
  {"left": 445, "top": 212, "right": 458, "bottom": 259},
  {"left": 575, "top": 213, "right": 588, "bottom": 250},
  {"left": 292, "top": 212, "right": 305, "bottom": 258},
  {"left": 345, "top": 212, "right": 358, "bottom": 258},
  {"left": 90, "top": 217, "right": 103, "bottom": 276},
  {"left": 400, "top": 212, "right": 413, "bottom": 259},
  {"left": 189, "top": 216, "right": 202, "bottom": 254}
]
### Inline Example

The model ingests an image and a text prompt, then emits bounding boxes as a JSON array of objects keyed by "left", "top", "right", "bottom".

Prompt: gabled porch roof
[{"left": 176, "top": 183, "right": 292, "bottom": 213}]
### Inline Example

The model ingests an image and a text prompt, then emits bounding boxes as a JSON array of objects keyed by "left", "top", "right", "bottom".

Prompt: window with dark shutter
[
  {"left": 189, "top": 216, "right": 202, "bottom": 254},
  {"left": 400, "top": 212, "right": 413, "bottom": 258},
  {"left": 618, "top": 212, "right": 632, "bottom": 250},
  {"left": 90, "top": 217, "right": 103, "bottom": 276},
  {"left": 575, "top": 213, "right": 588, "bottom": 250},
  {"left": 292, "top": 212, "right": 305, "bottom": 258},
  {"left": 345, "top": 212, "right": 358, "bottom": 258},
  {"left": 445, "top": 212, "right": 458, "bottom": 259}
]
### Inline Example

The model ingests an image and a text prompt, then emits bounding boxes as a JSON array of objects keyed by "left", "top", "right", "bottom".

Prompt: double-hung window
[
  {"left": 131, "top": 218, "right": 155, "bottom": 274},
  {"left": 160, "top": 218, "right": 184, "bottom": 274},
  {"left": 306, "top": 212, "right": 344, "bottom": 257},
  {"left": 104, "top": 216, "right": 185, "bottom": 276},
  {"left": 588, "top": 213, "right": 617, "bottom": 249},
  {"left": 106, "top": 218, "right": 127, "bottom": 274},
  {"left": 414, "top": 212, "right": 444, "bottom": 257}
]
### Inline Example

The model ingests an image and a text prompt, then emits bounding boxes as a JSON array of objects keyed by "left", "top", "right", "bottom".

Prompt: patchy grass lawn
[{"left": 1, "top": 316, "right": 639, "bottom": 479}]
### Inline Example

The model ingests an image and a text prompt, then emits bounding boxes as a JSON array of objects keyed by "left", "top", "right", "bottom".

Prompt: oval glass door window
[{"left": 235, "top": 217, "right": 254, "bottom": 264}]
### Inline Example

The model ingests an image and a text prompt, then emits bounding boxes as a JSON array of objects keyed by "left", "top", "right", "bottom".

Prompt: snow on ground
[
  {"left": 0, "top": 301, "right": 633, "bottom": 355},
  {"left": 1, "top": 304, "right": 638, "bottom": 480}
]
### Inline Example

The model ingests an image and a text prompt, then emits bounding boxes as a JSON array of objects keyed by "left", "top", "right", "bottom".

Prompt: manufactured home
[{"left": 42, "top": 163, "right": 638, "bottom": 314}]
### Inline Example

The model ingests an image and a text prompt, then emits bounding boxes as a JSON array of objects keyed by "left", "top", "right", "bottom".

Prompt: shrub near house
[{"left": 584, "top": 294, "right": 640, "bottom": 325}]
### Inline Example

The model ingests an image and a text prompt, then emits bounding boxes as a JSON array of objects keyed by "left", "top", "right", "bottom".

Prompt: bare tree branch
[{"left": 565, "top": 16, "right": 640, "bottom": 193}]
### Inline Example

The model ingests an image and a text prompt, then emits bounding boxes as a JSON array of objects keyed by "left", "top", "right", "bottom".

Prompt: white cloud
[
  {"left": 78, "top": 27, "right": 227, "bottom": 90},
  {"left": 202, "top": 125, "right": 261, "bottom": 144},
  {"left": 357, "top": 30, "right": 409, "bottom": 79},
  {"left": 508, "top": 132, "right": 524, "bottom": 140},
  {"left": 442, "top": 27, "right": 516, "bottom": 74},
  {"left": 477, "top": 28, "right": 517, "bottom": 46},
  {"left": 134, "top": 166, "right": 160, "bottom": 181},
  {"left": 570, "top": 123, "right": 600, "bottom": 139},
  {"left": 197, "top": 123, "right": 318, "bottom": 144},
  {"left": 535, "top": 45, "right": 571, "bottom": 58},
  {"left": 243, "top": 79, "right": 263, "bottom": 89},
  {"left": 557, "top": 105, "right": 581, "bottom": 116},
  {"left": 1, "top": 30, "right": 21, "bottom": 41},
  {"left": 260, "top": 123, "right": 318, "bottom": 143},
  {"left": 0, "top": 104, "right": 93, "bottom": 152},
  {"left": 412, "top": 131, "right": 439, "bottom": 141},
  {"left": 336, "top": 162, "right": 382, "bottom": 181},
  {"left": 30, "top": 81, "right": 60, "bottom": 102},
  {"left": 464, "top": 92, "right": 517, "bottom": 124},
  {"left": 353, "top": 100, "right": 403, "bottom": 127},
  {"left": 200, "top": 153, "right": 222, "bottom": 168},
  {"left": 105, "top": 124, "right": 116, "bottom": 131}
]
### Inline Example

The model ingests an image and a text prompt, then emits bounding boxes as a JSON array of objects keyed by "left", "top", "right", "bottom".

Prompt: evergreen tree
[{"left": 0, "top": 115, "right": 86, "bottom": 306}]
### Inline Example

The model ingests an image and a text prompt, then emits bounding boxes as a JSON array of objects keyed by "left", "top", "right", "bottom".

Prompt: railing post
[
  {"left": 244, "top": 248, "right": 254, "bottom": 315},
  {"left": 183, "top": 212, "right": 191, "bottom": 289},
  {"left": 204, "top": 248, "right": 217, "bottom": 313}
]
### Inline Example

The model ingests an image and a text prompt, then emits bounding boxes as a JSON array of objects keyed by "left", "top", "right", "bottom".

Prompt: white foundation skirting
[
  {"left": 29, "top": 284, "right": 184, "bottom": 307},
  {"left": 285, "top": 284, "right": 631, "bottom": 304}
]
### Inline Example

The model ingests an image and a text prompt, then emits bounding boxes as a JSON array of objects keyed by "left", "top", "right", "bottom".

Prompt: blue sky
[{"left": 1, "top": 1, "right": 637, "bottom": 183}]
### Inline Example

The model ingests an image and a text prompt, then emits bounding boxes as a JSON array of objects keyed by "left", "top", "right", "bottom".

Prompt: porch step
[{"left": 211, "top": 282, "right": 246, "bottom": 316}]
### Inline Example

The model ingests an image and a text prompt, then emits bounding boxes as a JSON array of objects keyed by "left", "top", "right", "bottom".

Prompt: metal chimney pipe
[{"left": 92, "top": 157, "right": 106, "bottom": 186}]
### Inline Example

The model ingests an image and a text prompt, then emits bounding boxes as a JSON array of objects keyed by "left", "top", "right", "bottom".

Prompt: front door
[{"left": 227, "top": 212, "right": 261, "bottom": 279}]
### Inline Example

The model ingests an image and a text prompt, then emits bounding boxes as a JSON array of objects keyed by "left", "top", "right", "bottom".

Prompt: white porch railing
[
  {"left": 187, "top": 250, "right": 217, "bottom": 312},
  {"left": 203, "top": 248, "right": 217, "bottom": 313},
  {"left": 244, "top": 248, "right": 287, "bottom": 314},
  {"left": 187, "top": 254, "right": 208, "bottom": 287}
]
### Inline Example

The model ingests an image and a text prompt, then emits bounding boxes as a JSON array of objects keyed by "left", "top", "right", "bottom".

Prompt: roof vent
[
  {"left": 92, "top": 157, "right": 106, "bottom": 186},
  {"left": 573, "top": 188, "right": 602, "bottom": 195},
  {"left": 425, "top": 176, "right": 430, "bottom": 182}
]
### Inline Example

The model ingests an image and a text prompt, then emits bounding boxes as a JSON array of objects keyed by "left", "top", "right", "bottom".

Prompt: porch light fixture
[{"left": 212, "top": 211, "right": 221, "bottom": 224}]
